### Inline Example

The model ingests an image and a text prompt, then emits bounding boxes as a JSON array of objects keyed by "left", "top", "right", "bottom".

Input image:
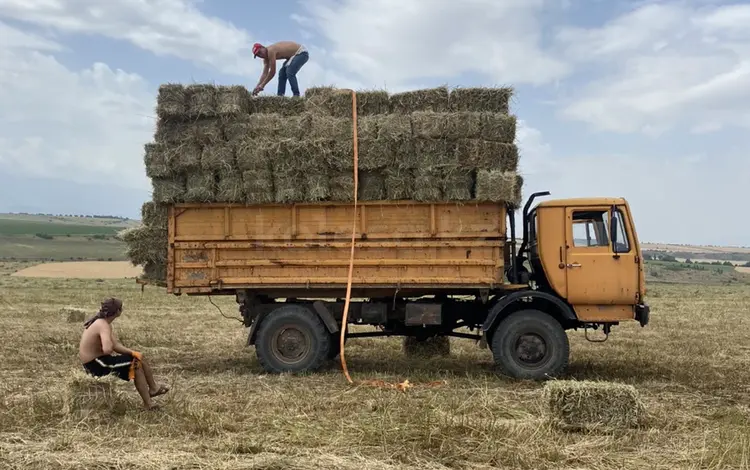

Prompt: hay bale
[
  {"left": 479, "top": 113, "right": 516, "bottom": 143},
  {"left": 141, "top": 202, "right": 168, "bottom": 229},
  {"left": 454, "top": 140, "right": 519, "bottom": 171},
  {"left": 441, "top": 167, "right": 474, "bottom": 201},
  {"left": 144, "top": 143, "right": 178, "bottom": 179},
  {"left": 411, "top": 112, "right": 482, "bottom": 140},
  {"left": 512, "top": 175, "right": 523, "bottom": 208},
  {"left": 64, "top": 371, "right": 131, "bottom": 417},
  {"left": 384, "top": 168, "right": 414, "bottom": 200},
  {"left": 152, "top": 177, "right": 186, "bottom": 203},
  {"left": 272, "top": 167, "right": 304, "bottom": 203},
  {"left": 216, "top": 172, "right": 245, "bottom": 203},
  {"left": 542, "top": 380, "right": 647, "bottom": 432},
  {"left": 186, "top": 84, "right": 218, "bottom": 118},
  {"left": 358, "top": 138, "right": 395, "bottom": 170},
  {"left": 390, "top": 86, "right": 450, "bottom": 113},
  {"left": 304, "top": 172, "right": 330, "bottom": 202},
  {"left": 330, "top": 172, "right": 354, "bottom": 201},
  {"left": 304, "top": 86, "right": 337, "bottom": 100},
  {"left": 119, "top": 225, "right": 167, "bottom": 266},
  {"left": 184, "top": 171, "right": 216, "bottom": 202},
  {"left": 358, "top": 171, "right": 385, "bottom": 201},
  {"left": 413, "top": 167, "right": 442, "bottom": 201},
  {"left": 172, "top": 142, "right": 203, "bottom": 172},
  {"left": 156, "top": 83, "right": 187, "bottom": 118},
  {"left": 193, "top": 119, "right": 225, "bottom": 146},
  {"left": 155, "top": 119, "right": 192, "bottom": 144},
  {"left": 60, "top": 308, "right": 86, "bottom": 323},
  {"left": 450, "top": 87, "right": 513, "bottom": 113},
  {"left": 250, "top": 96, "right": 306, "bottom": 116},
  {"left": 217, "top": 85, "right": 250, "bottom": 116},
  {"left": 410, "top": 138, "right": 457, "bottom": 169},
  {"left": 475, "top": 170, "right": 517, "bottom": 203},
  {"left": 306, "top": 88, "right": 390, "bottom": 117},
  {"left": 308, "top": 113, "right": 352, "bottom": 141},
  {"left": 377, "top": 114, "right": 412, "bottom": 141},
  {"left": 235, "top": 137, "right": 274, "bottom": 172},
  {"left": 358, "top": 116, "right": 379, "bottom": 140},
  {"left": 201, "top": 144, "right": 235, "bottom": 172},
  {"left": 223, "top": 116, "right": 251, "bottom": 143},
  {"left": 143, "top": 261, "right": 166, "bottom": 283},
  {"left": 243, "top": 168, "right": 274, "bottom": 204}
]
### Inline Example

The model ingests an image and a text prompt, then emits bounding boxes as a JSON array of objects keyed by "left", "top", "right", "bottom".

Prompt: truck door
[{"left": 564, "top": 206, "right": 638, "bottom": 306}]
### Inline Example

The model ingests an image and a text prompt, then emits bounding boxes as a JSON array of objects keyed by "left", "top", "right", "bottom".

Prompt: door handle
[{"left": 567, "top": 263, "right": 581, "bottom": 268}]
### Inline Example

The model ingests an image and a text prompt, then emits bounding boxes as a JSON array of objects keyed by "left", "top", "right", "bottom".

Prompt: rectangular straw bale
[
  {"left": 193, "top": 119, "right": 225, "bottom": 146},
  {"left": 140, "top": 202, "right": 168, "bottom": 229},
  {"left": 455, "top": 140, "right": 519, "bottom": 171},
  {"left": 217, "top": 85, "right": 250, "bottom": 116},
  {"left": 152, "top": 177, "right": 186, "bottom": 204},
  {"left": 144, "top": 143, "right": 178, "bottom": 179},
  {"left": 542, "top": 380, "right": 647, "bottom": 431},
  {"left": 409, "top": 138, "right": 458, "bottom": 169},
  {"left": 216, "top": 172, "right": 245, "bottom": 203},
  {"left": 223, "top": 116, "right": 251, "bottom": 143},
  {"left": 512, "top": 174, "right": 523, "bottom": 208},
  {"left": 441, "top": 167, "right": 474, "bottom": 201},
  {"left": 358, "top": 138, "right": 394, "bottom": 170},
  {"left": 173, "top": 142, "right": 203, "bottom": 172},
  {"left": 250, "top": 96, "right": 306, "bottom": 116},
  {"left": 413, "top": 167, "right": 443, "bottom": 201},
  {"left": 450, "top": 87, "right": 513, "bottom": 113},
  {"left": 306, "top": 88, "right": 389, "bottom": 118},
  {"left": 377, "top": 114, "right": 412, "bottom": 141},
  {"left": 272, "top": 166, "right": 304, "bottom": 203},
  {"left": 480, "top": 113, "right": 516, "bottom": 143},
  {"left": 475, "top": 170, "right": 517, "bottom": 202},
  {"left": 412, "top": 112, "right": 482, "bottom": 139},
  {"left": 120, "top": 226, "right": 167, "bottom": 266},
  {"left": 235, "top": 137, "right": 275, "bottom": 172},
  {"left": 186, "top": 84, "right": 218, "bottom": 118},
  {"left": 358, "top": 171, "right": 386, "bottom": 201},
  {"left": 304, "top": 86, "right": 337, "bottom": 101},
  {"left": 329, "top": 172, "right": 354, "bottom": 201},
  {"left": 384, "top": 168, "right": 415, "bottom": 200},
  {"left": 201, "top": 144, "right": 236, "bottom": 173},
  {"left": 155, "top": 119, "right": 192, "bottom": 145},
  {"left": 389, "top": 86, "right": 450, "bottom": 114},
  {"left": 307, "top": 113, "right": 352, "bottom": 141},
  {"left": 358, "top": 116, "right": 379, "bottom": 140},
  {"left": 304, "top": 172, "right": 330, "bottom": 202},
  {"left": 243, "top": 168, "right": 274, "bottom": 204},
  {"left": 184, "top": 171, "right": 216, "bottom": 202},
  {"left": 143, "top": 261, "right": 167, "bottom": 283},
  {"left": 156, "top": 84, "right": 187, "bottom": 118}
]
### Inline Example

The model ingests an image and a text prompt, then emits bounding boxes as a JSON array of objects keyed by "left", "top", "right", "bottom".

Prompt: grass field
[
  {"left": 1, "top": 263, "right": 749, "bottom": 469},
  {"left": 0, "top": 235, "right": 127, "bottom": 261}
]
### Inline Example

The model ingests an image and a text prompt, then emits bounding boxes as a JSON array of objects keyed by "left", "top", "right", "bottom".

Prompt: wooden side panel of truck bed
[{"left": 168, "top": 201, "right": 507, "bottom": 295}]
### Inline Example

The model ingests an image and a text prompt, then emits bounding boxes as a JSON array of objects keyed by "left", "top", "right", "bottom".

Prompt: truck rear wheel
[
  {"left": 403, "top": 336, "right": 451, "bottom": 357},
  {"left": 255, "top": 305, "right": 331, "bottom": 374},
  {"left": 490, "top": 309, "right": 569, "bottom": 380}
]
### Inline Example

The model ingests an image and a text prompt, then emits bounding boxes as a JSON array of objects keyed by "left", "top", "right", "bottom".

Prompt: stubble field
[{"left": 1, "top": 264, "right": 749, "bottom": 469}]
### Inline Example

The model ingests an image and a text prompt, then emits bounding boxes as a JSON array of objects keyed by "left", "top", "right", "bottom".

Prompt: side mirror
[{"left": 610, "top": 205, "right": 620, "bottom": 259}]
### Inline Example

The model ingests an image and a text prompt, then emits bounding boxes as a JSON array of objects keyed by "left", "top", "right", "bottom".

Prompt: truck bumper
[{"left": 635, "top": 303, "right": 650, "bottom": 327}]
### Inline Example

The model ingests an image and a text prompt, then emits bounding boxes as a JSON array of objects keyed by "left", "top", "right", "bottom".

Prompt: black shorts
[{"left": 83, "top": 353, "right": 138, "bottom": 381}]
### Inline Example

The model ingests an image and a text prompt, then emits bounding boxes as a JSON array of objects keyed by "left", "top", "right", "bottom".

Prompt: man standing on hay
[
  {"left": 78, "top": 298, "right": 169, "bottom": 410},
  {"left": 251, "top": 41, "right": 309, "bottom": 97}
]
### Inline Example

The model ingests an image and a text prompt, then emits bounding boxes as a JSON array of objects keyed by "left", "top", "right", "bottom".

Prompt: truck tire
[
  {"left": 403, "top": 336, "right": 451, "bottom": 357},
  {"left": 255, "top": 305, "right": 331, "bottom": 374},
  {"left": 490, "top": 309, "right": 569, "bottom": 380},
  {"left": 328, "top": 328, "right": 348, "bottom": 360}
]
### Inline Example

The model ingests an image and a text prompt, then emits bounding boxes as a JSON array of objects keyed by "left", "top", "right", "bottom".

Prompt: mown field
[{"left": 1, "top": 262, "right": 749, "bottom": 469}]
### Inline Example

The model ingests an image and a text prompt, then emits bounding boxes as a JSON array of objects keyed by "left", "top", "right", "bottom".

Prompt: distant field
[
  {"left": 11, "top": 261, "right": 141, "bottom": 279},
  {"left": 0, "top": 213, "right": 136, "bottom": 227},
  {"left": 646, "top": 260, "right": 749, "bottom": 286},
  {"left": 0, "top": 218, "right": 123, "bottom": 236},
  {"left": 642, "top": 242, "right": 750, "bottom": 254},
  {"left": 0, "top": 235, "right": 127, "bottom": 261}
]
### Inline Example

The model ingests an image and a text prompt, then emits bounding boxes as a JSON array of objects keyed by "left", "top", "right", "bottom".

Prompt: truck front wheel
[
  {"left": 255, "top": 305, "right": 331, "bottom": 374},
  {"left": 490, "top": 309, "right": 569, "bottom": 380}
]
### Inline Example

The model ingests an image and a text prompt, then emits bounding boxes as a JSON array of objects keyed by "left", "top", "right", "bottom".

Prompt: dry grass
[
  {"left": 10, "top": 261, "right": 142, "bottom": 279},
  {"left": 0, "top": 274, "right": 749, "bottom": 469}
]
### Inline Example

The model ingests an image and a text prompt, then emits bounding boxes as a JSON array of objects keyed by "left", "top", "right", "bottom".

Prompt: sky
[{"left": 0, "top": 0, "right": 746, "bottom": 246}]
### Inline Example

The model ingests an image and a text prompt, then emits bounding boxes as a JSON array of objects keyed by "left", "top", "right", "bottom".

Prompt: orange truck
[{"left": 163, "top": 191, "right": 649, "bottom": 379}]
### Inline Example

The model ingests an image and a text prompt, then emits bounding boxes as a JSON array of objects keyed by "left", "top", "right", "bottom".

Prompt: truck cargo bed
[{"left": 168, "top": 201, "right": 508, "bottom": 296}]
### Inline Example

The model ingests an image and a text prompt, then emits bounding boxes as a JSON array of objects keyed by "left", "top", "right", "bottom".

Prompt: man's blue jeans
[{"left": 277, "top": 51, "right": 309, "bottom": 97}]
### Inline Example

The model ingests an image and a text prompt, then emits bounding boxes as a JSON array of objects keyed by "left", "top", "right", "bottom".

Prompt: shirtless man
[
  {"left": 251, "top": 41, "right": 309, "bottom": 97},
  {"left": 79, "top": 298, "right": 169, "bottom": 409}
]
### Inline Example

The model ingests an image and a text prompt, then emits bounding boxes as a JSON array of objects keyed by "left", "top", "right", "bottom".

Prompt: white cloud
[
  {"left": 556, "top": 2, "right": 750, "bottom": 134},
  {"left": 0, "top": 21, "right": 154, "bottom": 191},
  {"left": 0, "top": 0, "right": 254, "bottom": 75},
  {"left": 297, "top": 0, "right": 569, "bottom": 88}
]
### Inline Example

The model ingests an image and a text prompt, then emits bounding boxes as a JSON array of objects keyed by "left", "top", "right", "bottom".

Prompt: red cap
[{"left": 252, "top": 43, "right": 263, "bottom": 57}]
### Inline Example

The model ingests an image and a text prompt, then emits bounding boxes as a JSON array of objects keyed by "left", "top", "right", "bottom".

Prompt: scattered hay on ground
[
  {"left": 60, "top": 307, "right": 87, "bottom": 323},
  {"left": 542, "top": 380, "right": 647, "bottom": 432},
  {"left": 475, "top": 170, "right": 518, "bottom": 204},
  {"left": 450, "top": 86, "right": 513, "bottom": 113},
  {"left": 390, "top": 86, "right": 450, "bottom": 113},
  {"left": 156, "top": 83, "right": 187, "bottom": 118}
]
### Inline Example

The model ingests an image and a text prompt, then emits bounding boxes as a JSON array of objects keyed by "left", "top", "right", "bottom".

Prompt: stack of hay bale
[{"left": 123, "top": 84, "right": 523, "bottom": 282}]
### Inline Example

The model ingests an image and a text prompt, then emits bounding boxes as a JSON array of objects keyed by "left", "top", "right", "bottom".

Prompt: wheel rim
[
  {"left": 513, "top": 333, "right": 549, "bottom": 368},
  {"left": 270, "top": 324, "right": 312, "bottom": 365}
]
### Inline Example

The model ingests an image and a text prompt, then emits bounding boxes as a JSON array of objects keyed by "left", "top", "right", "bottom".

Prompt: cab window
[{"left": 571, "top": 208, "right": 630, "bottom": 252}]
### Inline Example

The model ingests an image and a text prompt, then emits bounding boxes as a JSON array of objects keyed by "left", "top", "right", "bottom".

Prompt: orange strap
[{"left": 338, "top": 90, "right": 445, "bottom": 392}]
